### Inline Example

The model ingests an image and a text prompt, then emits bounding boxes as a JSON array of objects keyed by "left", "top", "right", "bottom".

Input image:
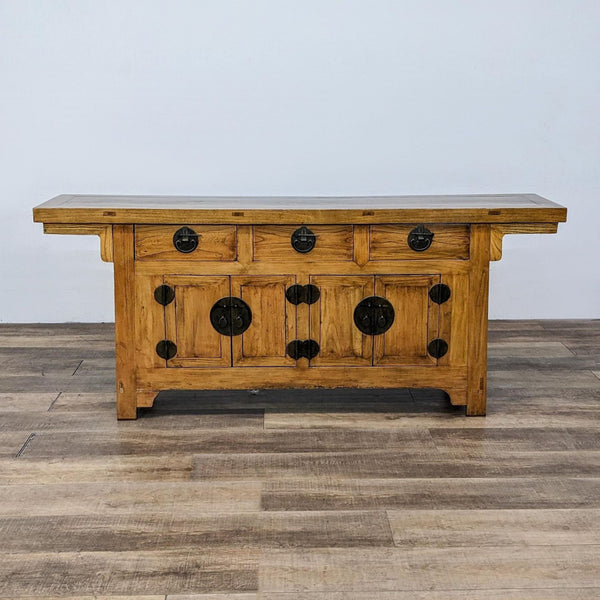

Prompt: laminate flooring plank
[
  {"left": 0, "top": 511, "right": 392, "bottom": 552},
  {"left": 258, "top": 589, "right": 600, "bottom": 599},
  {"left": 11, "top": 596, "right": 164, "bottom": 600},
  {"left": 387, "top": 508, "right": 600, "bottom": 547},
  {"left": 0, "top": 456, "right": 195, "bottom": 484},
  {"left": 488, "top": 369, "right": 600, "bottom": 388},
  {"left": 167, "top": 595, "right": 257, "bottom": 600},
  {"left": 0, "top": 410, "right": 264, "bottom": 433},
  {"left": 18, "top": 429, "right": 438, "bottom": 459},
  {"left": 0, "top": 322, "right": 115, "bottom": 336},
  {"left": 261, "top": 477, "right": 600, "bottom": 510},
  {"left": 0, "top": 549, "right": 258, "bottom": 596},
  {"left": 0, "top": 432, "right": 33, "bottom": 458},
  {"left": 193, "top": 450, "right": 600, "bottom": 480},
  {"left": 49, "top": 392, "right": 116, "bottom": 412},
  {"left": 0, "top": 375, "right": 114, "bottom": 393},
  {"left": 264, "top": 404, "right": 600, "bottom": 429},
  {"left": 0, "top": 392, "right": 58, "bottom": 412},
  {"left": 0, "top": 481, "right": 261, "bottom": 515},
  {"left": 488, "top": 341, "right": 575, "bottom": 358},
  {"left": 258, "top": 546, "right": 600, "bottom": 592},
  {"left": 428, "top": 428, "right": 600, "bottom": 451}
]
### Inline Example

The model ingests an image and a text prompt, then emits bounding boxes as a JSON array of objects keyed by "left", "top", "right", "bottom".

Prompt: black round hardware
[
  {"left": 173, "top": 227, "right": 199, "bottom": 253},
  {"left": 210, "top": 297, "right": 252, "bottom": 336},
  {"left": 286, "top": 284, "right": 320, "bottom": 305},
  {"left": 156, "top": 339, "right": 177, "bottom": 360},
  {"left": 286, "top": 340, "right": 303, "bottom": 360},
  {"left": 286, "top": 339, "right": 320, "bottom": 360},
  {"left": 154, "top": 284, "right": 175, "bottom": 306},
  {"left": 429, "top": 283, "right": 451, "bottom": 304},
  {"left": 291, "top": 226, "right": 316, "bottom": 253},
  {"left": 407, "top": 225, "right": 434, "bottom": 252},
  {"left": 427, "top": 338, "right": 448, "bottom": 359},
  {"left": 286, "top": 285, "right": 304, "bottom": 305},
  {"left": 353, "top": 296, "right": 395, "bottom": 335}
]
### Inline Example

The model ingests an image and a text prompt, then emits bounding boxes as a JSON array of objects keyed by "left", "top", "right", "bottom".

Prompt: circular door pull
[
  {"left": 408, "top": 225, "right": 434, "bottom": 252},
  {"left": 291, "top": 226, "right": 316, "bottom": 253},
  {"left": 210, "top": 297, "right": 252, "bottom": 336},
  {"left": 156, "top": 339, "right": 177, "bottom": 360},
  {"left": 428, "top": 338, "right": 448, "bottom": 359},
  {"left": 173, "top": 227, "right": 199, "bottom": 253},
  {"left": 353, "top": 296, "right": 395, "bottom": 335}
]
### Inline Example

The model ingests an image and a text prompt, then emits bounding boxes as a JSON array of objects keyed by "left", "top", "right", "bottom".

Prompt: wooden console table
[{"left": 33, "top": 194, "right": 566, "bottom": 419}]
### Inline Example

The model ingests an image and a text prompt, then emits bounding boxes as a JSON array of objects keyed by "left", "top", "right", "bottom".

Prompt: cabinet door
[
  {"left": 164, "top": 275, "right": 231, "bottom": 367},
  {"left": 230, "top": 275, "right": 296, "bottom": 366},
  {"left": 309, "top": 275, "right": 374, "bottom": 366},
  {"left": 373, "top": 275, "right": 439, "bottom": 366}
]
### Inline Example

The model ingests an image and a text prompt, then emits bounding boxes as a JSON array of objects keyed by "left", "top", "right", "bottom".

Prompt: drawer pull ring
[
  {"left": 429, "top": 283, "right": 451, "bottom": 304},
  {"left": 154, "top": 284, "right": 175, "bottom": 306},
  {"left": 353, "top": 296, "right": 395, "bottom": 335},
  {"left": 428, "top": 338, "right": 448, "bottom": 359},
  {"left": 173, "top": 226, "right": 199, "bottom": 253},
  {"left": 408, "top": 225, "right": 434, "bottom": 252},
  {"left": 286, "top": 284, "right": 320, "bottom": 305},
  {"left": 210, "top": 297, "right": 252, "bottom": 336},
  {"left": 156, "top": 339, "right": 177, "bottom": 360},
  {"left": 291, "top": 226, "right": 316, "bottom": 253},
  {"left": 286, "top": 339, "right": 320, "bottom": 360}
]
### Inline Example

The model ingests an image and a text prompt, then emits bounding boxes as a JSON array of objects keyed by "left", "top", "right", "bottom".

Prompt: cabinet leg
[
  {"left": 466, "top": 225, "right": 490, "bottom": 417},
  {"left": 113, "top": 225, "right": 138, "bottom": 420}
]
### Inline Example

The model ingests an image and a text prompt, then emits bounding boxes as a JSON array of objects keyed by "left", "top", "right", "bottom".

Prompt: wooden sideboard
[{"left": 33, "top": 194, "right": 567, "bottom": 419}]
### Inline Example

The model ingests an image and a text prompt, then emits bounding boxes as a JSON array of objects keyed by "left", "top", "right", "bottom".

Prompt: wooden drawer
[
  {"left": 253, "top": 225, "right": 354, "bottom": 261},
  {"left": 135, "top": 225, "right": 237, "bottom": 261},
  {"left": 369, "top": 224, "right": 470, "bottom": 260}
]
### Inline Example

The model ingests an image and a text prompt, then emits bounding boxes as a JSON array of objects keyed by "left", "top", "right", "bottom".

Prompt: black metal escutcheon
[
  {"left": 427, "top": 338, "right": 448, "bottom": 359},
  {"left": 353, "top": 296, "right": 395, "bottom": 335},
  {"left": 286, "top": 339, "right": 320, "bottom": 360},
  {"left": 286, "top": 284, "right": 320, "bottom": 305},
  {"left": 408, "top": 224, "right": 434, "bottom": 252},
  {"left": 156, "top": 339, "right": 177, "bottom": 360},
  {"left": 429, "top": 283, "right": 451, "bottom": 304},
  {"left": 291, "top": 226, "right": 316, "bottom": 253},
  {"left": 173, "top": 226, "right": 199, "bottom": 253},
  {"left": 210, "top": 297, "right": 252, "bottom": 336},
  {"left": 154, "top": 284, "right": 175, "bottom": 306}
]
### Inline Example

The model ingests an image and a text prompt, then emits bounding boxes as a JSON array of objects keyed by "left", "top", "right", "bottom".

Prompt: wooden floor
[{"left": 0, "top": 320, "right": 599, "bottom": 599}]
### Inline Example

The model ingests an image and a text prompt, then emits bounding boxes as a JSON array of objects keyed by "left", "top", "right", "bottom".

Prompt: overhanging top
[{"left": 33, "top": 193, "right": 567, "bottom": 225}]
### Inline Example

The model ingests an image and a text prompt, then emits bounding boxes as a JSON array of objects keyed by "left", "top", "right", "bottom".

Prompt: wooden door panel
[
  {"left": 374, "top": 275, "right": 439, "bottom": 366},
  {"left": 164, "top": 275, "right": 231, "bottom": 367},
  {"left": 231, "top": 275, "right": 296, "bottom": 366},
  {"left": 309, "top": 275, "right": 374, "bottom": 366}
]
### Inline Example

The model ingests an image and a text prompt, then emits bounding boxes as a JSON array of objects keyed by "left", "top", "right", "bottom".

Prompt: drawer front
[
  {"left": 253, "top": 225, "right": 354, "bottom": 262},
  {"left": 369, "top": 224, "right": 470, "bottom": 260},
  {"left": 135, "top": 225, "right": 237, "bottom": 261}
]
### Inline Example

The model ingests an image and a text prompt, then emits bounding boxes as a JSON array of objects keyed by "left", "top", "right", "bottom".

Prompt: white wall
[{"left": 1, "top": 0, "right": 598, "bottom": 322}]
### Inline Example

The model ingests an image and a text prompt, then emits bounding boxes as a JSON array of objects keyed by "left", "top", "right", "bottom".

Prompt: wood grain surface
[
  {"left": 32, "top": 193, "right": 567, "bottom": 224},
  {"left": 0, "top": 319, "right": 598, "bottom": 598}
]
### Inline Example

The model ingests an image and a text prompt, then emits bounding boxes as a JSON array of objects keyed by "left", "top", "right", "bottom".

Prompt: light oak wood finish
[
  {"left": 253, "top": 225, "right": 354, "bottom": 262},
  {"left": 0, "top": 320, "right": 599, "bottom": 597},
  {"left": 33, "top": 194, "right": 566, "bottom": 418},
  {"left": 43, "top": 223, "right": 114, "bottom": 262},
  {"left": 33, "top": 193, "right": 567, "bottom": 224},
  {"left": 135, "top": 224, "right": 237, "bottom": 261},
  {"left": 369, "top": 224, "right": 470, "bottom": 260}
]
